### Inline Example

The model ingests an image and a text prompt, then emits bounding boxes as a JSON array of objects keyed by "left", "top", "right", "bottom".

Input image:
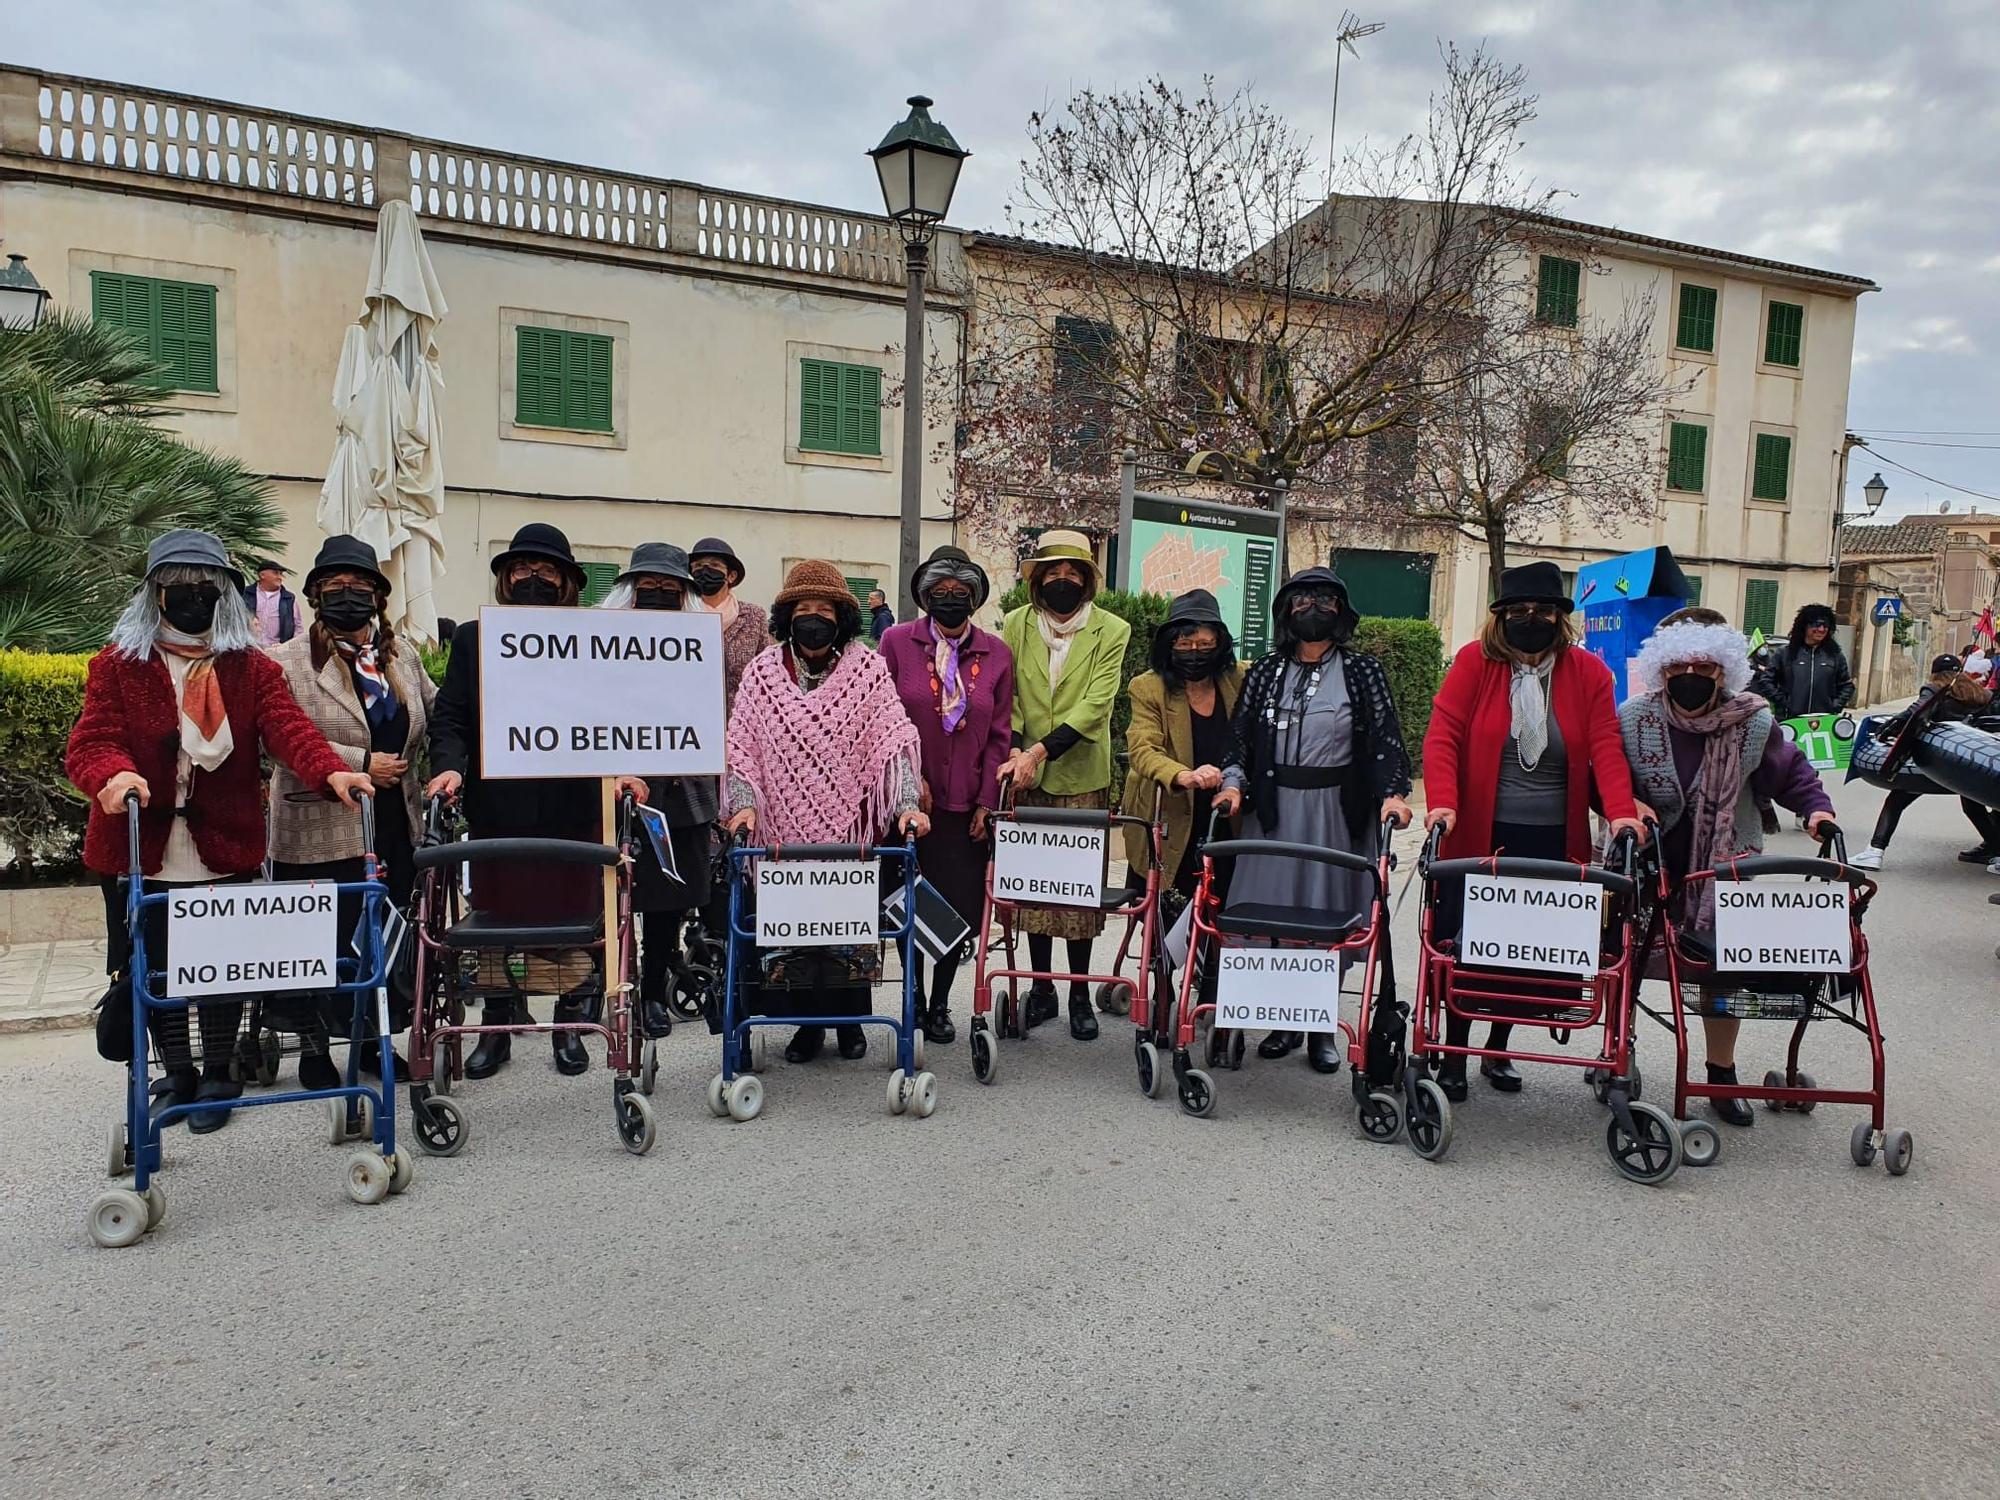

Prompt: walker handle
[{"left": 124, "top": 789, "right": 142, "bottom": 875}]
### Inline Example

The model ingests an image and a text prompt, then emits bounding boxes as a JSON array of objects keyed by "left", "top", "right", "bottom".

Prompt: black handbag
[{"left": 94, "top": 972, "right": 135, "bottom": 1063}]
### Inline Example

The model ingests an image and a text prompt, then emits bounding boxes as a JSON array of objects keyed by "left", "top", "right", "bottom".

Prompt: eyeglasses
[
  {"left": 1287, "top": 590, "right": 1341, "bottom": 614},
  {"left": 1501, "top": 605, "right": 1560, "bottom": 622},
  {"left": 507, "top": 561, "right": 564, "bottom": 584},
  {"left": 928, "top": 586, "right": 973, "bottom": 603},
  {"left": 634, "top": 582, "right": 684, "bottom": 600}
]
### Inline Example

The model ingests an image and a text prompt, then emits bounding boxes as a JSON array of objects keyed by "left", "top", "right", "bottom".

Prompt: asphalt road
[{"left": 2, "top": 777, "right": 1996, "bottom": 1500}]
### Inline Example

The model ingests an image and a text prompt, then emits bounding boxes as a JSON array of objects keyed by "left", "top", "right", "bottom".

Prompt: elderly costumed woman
[
  {"left": 67, "top": 530, "right": 373, "bottom": 1133},
  {"left": 880, "top": 545, "right": 1016, "bottom": 1044},
  {"left": 724, "top": 560, "right": 929, "bottom": 1063},
  {"left": 1620, "top": 618, "right": 1834, "bottom": 1129}
]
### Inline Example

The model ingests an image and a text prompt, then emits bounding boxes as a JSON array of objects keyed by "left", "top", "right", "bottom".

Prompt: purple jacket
[
  {"left": 880, "top": 619, "right": 1015, "bottom": 814},
  {"left": 1660, "top": 722, "right": 1832, "bottom": 877}
]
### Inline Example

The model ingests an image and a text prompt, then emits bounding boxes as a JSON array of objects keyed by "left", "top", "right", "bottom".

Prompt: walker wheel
[
  {"left": 1204, "top": 1027, "right": 1227, "bottom": 1069},
  {"left": 1849, "top": 1120, "right": 1878, "bottom": 1166},
  {"left": 412, "top": 1094, "right": 469, "bottom": 1157},
  {"left": 1229, "top": 1029, "right": 1246, "bottom": 1071},
  {"left": 387, "top": 1150, "right": 415, "bottom": 1194},
  {"left": 142, "top": 1184, "right": 167, "bottom": 1229},
  {"left": 1586, "top": 1067, "right": 1609, "bottom": 1106},
  {"left": 670, "top": 967, "right": 708, "bottom": 1020},
  {"left": 1606, "top": 1101, "right": 1684, "bottom": 1186},
  {"left": 1177, "top": 1067, "right": 1216, "bottom": 1119},
  {"left": 639, "top": 1039, "right": 659, "bottom": 1097},
  {"left": 616, "top": 1091, "right": 658, "bottom": 1155},
  {"left": 432, "top": 1038, "right": 454, "bottom": 1089},
  {"left": 257, "top": 1030, "right": 282, "bottom": 1087},
  {"left": 888, "top": 1068, "right": 911, "bottom": 1116},
  {"left": 747, "top": 1030, "right": 770, "bottom": 1075},
  {"left": 1760, "top": 1069, "right": 1787, "bottom": 1111},
  {"left": 910, "top": 1030, "right": 926, "bottom": 1072},
  {"left": 1679, "top": 1119, "right": 1721, "bottom": 1168},
  {"left": 1881, "top": 1127, "right": 1913, "bottom": 1177},
  {"left": 108, "top": 1120, "right": 131, "bottom": 1179},
  {"left": 970, "top": 1027, "right": 997, "bottom": 1085},
  {"left": 327, "top": 1092, "right": 375, "bottom": 1145},
  {"left": 1358, "top": 1090, "right": 1404, "bottom": 1143},
  {"left": 1627, "top": 1065, "right": 1642, "bottom": 1102},
  {"left": 87, "top": 1188, "right": 150, "bottom": 1249},
  {"left": 1791, "top": 1072, "right": 1817, "bottom": 1113},
  {"left": 908, "top": 1071, "right": 938, "bottom": 1119},
  {"left": 1136, "top": 1040, "right": 1165, "bottom": 1100},
  {"left": 1095, "top": 980, "right": 1133, "bottom": 1017},
  {"left": 344, "top": 1151, "right": 392, "bottom": 1205},
  {"left": 706, "top": 1073, "right": 730, "bottom": 1118},
  {"left": 725, "top": 1073, "right": 763, "bottom": 1122},
  {"left": 1406, "top": 1078, "right": 1454, "bottom": 1162}
]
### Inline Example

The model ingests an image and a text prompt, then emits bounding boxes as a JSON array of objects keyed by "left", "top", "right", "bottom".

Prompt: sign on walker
[
  {"left": 755, "top": 860, "right": 880, "bottom": 947},
  {"left": 1214, "top": 948, "right": 1341, "bottom": 1031},
  {"left": 479, "top": 605, "right": 725, "bottom": 778},
  {"left": 1460, "top": 874, "right": 1603, "bottom": 977},
  {"left": 167, "top": 882, "right": 338, "bottom": 997},
  {"left": 1713, "top": 880, "right": 1851, "bottom": 971},
  {"left": 992, "top": 821, "right": 1106, "bottom": 908}
]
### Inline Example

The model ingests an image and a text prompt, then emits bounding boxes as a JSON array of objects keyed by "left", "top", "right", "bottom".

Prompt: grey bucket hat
[
  {"left": 615, "top": 541, "right": 693, "bottom": 586},
  {"left": 145, "top": 528, "right": 245, "bottom": 590}
]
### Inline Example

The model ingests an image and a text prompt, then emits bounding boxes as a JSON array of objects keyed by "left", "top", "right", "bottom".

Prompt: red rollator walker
[
  {"left": 1409, "top": 825, "right": 1683, "bottom": 1184},
  {"left": 967, "top": 775, "right": 1166, "bottom": 1084},
  {"left": 403, "top": 791, "right": 655, "bottom": 1158},
  {"left": 1156, "top": 811, "right": 1404, "bottom": 1123},
  {"left": 1638, "top": 820, "right": 1910, "bottom": 1175}
]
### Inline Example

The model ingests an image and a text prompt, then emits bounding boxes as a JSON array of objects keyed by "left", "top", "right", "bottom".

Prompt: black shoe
[
  {"left": 642, "top": 998, "right": 676, "bottom": 1039},
  {"left": 921, "top": 1003, "right": 956, "bottom": 1045},
  {"left": 836, "top": 1025, "right": 868, "bottom": 1060},
  {"left": 1257, "top": 1030, "right": 1303, "bottom": 1059},
  {"left": 1069, "top": 993, "right": 1099, "bottom": 1041},
  {"left": 1760, "top": 806, "right": 1782, "bottom": 836},
  {"left": 1480, "top": 1059, "right": 1524, "bottom": 1093},
  {"left": 552, "top": 1003, "right": 590, "bottom": 1076},
  {"left": 155, "top": 1068, "right": 200, "bottom": 1120},
  {"left": 187, "top": 1076, "right": 241, "bottom": 1134},
  {"left": 465, "top": 1002, "right": 518, "bottom": 1079},
  {"left": 1024, "top": 982, "right": 1059, "bottom": 1029},
  {"left": 1959, "top": 846, "right": 1999, "bottom": 864},
  {"left": 785, "top": 1026, "right": 824, "bottom": 1063},
  {"left": 356, "top": 1046, "right": 404, "bottom": 1082},
  {"left": 298, "top": 1052, "right": 340, "bottom": 1092},
  {"left": 1707, "top": 1064, "right": 1755, "bottom": 1127},
  {"left": 1306, "top": 1032, "right": 1341, "bottom": 1073},
  {"left": 1437, "top": 1062, "right": 1469, "bottom": 1103}
]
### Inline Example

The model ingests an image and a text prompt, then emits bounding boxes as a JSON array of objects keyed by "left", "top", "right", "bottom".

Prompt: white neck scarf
[
  {"left": 1510, "top": 655, "right": 1555, "bottom": 770},
  {"left": 1035, "top": 601, "right": 1093, "bottom": 689}
]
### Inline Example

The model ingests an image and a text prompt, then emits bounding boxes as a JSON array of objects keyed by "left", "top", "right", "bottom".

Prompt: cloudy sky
[{"left": 12, "top": 0, "right": 1996, "bottom": 517}]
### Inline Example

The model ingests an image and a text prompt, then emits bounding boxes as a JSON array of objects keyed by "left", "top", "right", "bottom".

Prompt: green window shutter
[
  {"left": 855, "top": 365, "right": 881, "bottom": 455},
  {"left": 516, "top": 327, "right": 613, "bottom": 432},
  {"left": 516, "top": 327, "right": 543, "bottom": 426},
  {"left": 184, "top": 283, "right": 217, "bottom": 393},
  {"left": 584, "top": 334, "right": 613, "bottom": 432},
  {"left": 1684, "top": 574, "right": 1704, "bottom": 605},
  {"left": 577, "top": 561, "right": 619, "bottom": 607},
  {"left": 90, "top": 271, "right": 216, "bottom": 392},
  {"left": 1764, "top": 301, "right": 1803, "bottom": 367},
  {"left": 799, "top": 359, "right": 881, "bottom": 455},
  {"left": 1676, "top": 284, "right": 1717, "bottom": 353},
  {"left": 843, "top": 575, "right": 877, "bottom": 611},
  {"left": 1536, "top": 255, "right": 1581, "bottom": 328},
  {"left": 1752, "top": 433, "right": 1792, "bottom": 501},
  {"left": 1743, "top": 579, "right": 1780, "bottom": 638},
  {"left": 1666, "top": 421, "right": 1707, "bottom": 492}
]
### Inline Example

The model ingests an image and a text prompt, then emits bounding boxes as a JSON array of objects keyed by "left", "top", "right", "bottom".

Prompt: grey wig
[{"left": 109, "top": 564, "right": 259, "bottom": 659}]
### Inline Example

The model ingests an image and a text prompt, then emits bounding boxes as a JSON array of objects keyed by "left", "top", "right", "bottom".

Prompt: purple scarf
[{"left": 934, "top": 629, "right": 968, "bottom": 734}]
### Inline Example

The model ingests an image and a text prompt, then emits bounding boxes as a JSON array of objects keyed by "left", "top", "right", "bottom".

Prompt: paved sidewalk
[{"left": 0, "top": 938, "right": 104, "bottom": 1032}]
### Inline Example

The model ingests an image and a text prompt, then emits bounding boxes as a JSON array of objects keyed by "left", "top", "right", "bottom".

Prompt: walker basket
[
  {"left": 476, "top": 948, "right": 595, "bottom": 996},
  {"left": 759, "top": 945, "right": 881, "bottom": 992}
]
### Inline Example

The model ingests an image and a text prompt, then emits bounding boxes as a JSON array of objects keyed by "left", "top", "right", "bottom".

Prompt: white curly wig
[{"left": 1629, "top": 620, "right": 1752, "bottom": 698}]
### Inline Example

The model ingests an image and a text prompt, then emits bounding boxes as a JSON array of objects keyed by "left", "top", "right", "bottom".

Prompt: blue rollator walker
[
  {"left": 91, "top": 791, "right": 409, "bottom": 1248},
  {"left": 708, "top": 836, "right": 936, "bottom": 1122}
]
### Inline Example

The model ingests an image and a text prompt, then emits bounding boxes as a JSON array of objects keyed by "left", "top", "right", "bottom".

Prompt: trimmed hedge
[{"left": 0, "top": 650, "right": 90, "bottom": 879}]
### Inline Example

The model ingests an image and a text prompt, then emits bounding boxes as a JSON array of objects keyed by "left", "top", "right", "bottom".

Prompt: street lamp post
[
  {"left": 869, "top": 96, "right": 968, "bottom": 618},
  {"left": 0, "top": 253, "right": 52, "bottom": 331}
]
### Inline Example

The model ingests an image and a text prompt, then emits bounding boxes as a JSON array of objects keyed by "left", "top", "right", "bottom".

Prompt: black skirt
[
  {"left": 633, "top": 820, "right": 715, "bottom": 913},
  {"left": 914, "top": 806, "right": 988, "bottom": 931}
]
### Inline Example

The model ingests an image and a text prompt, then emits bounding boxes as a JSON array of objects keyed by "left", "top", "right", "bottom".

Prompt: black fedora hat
[
  {"left": 1490, "top": 561, "right": 1573, "bottom": 614},
  {"left": 491, "top": 522, "right": 584, "bottom": 585},
  {"left": 305, "top": 534, "right": 391, "bottom": 596},
  {"left": 688, "top": 536, "right": 745, "bottom": 584},
  {"left": 910, "top": 543, "right": 990, "bottom": 609}
]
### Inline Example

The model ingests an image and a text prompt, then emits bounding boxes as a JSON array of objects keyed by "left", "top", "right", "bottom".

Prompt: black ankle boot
[
  {"left": 643, "top": 998, "right": 676, "bottom": 1039},
  {"left": 1707, "top": 1063, "right": 1755, "bottom": 1127},
  {"left": 1306, "top": 1032, "right": 1341, "bottom": 1073},
  {"left": 785, "top": 1026, "right": 824, "bottom": 1063},
  {"left": 836, "top": 1024, "right": 868, "bottom": 1060},
  {"left": 1068, "top": 988, "right": 1099, "bottom": 1041},
  {"left": 464, "top": 1003, "right": 516, "bottom": 1079},
  {"left": 299, "top": 1051, "right": 340, "bottom": 1092},
  {"left": 1258, "top": 1030, "right": 1302, "bottom": 1059},
  {"left": 1437, "top": 1058, "right": 1469, "bottom": 1102},
  {"left": 922, "top": 1002, "right": 956, "bottom": 1045},
  {"left": 552, "top": 998, "right": 591, "bottom": 1076},
  {"left": 187, "top": 1075, "right": 241, "bottom": 1134},
  {"left": 1024, "top": 981, "right": 1059, "bottom": 1028}
]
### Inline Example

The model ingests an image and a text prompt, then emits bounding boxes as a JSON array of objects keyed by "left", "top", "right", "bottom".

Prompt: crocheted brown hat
[{"left": 773, "top": 558, "right": 853, "bottom": 611}]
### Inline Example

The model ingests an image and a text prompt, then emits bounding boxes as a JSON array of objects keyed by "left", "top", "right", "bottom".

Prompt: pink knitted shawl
[{"left": 725, "top": 643, "right": 921, "bottom": 845}]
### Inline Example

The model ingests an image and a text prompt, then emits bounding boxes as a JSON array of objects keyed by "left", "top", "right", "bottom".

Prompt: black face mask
[
  {"left": 160, "top": 584, "right": 219, "bottom": 634},
  {"left": 315, "top": 588, "right": 377, "bottom": 632},
  {"left": 1291, "top": 610, "right": 1338, "bottom": 644},
  {"left": 690, "top": 567, "right": 729, "bottom": 598},
  {"left": 1172, "top": 647, "right": 1225, "bottom": 681},
  {"left": 791, "top": 614, "right": 838, "bottom": 653},
  {"left": 1038, "top": 579, "right": 1086, "bottom": 616},
  {"left": 1667, "top": 672, "right": 1719, "bottom": 713},
  {"left": 1502, "top": 616, "right": 1559, "bottom": 656},
  {"left": 510, "top": 575, "right": 562, "bottom": 607},
  {"left": 927, "top": 596, "right": 973, "bottom": 630},
  {"left": 633, "top": 587, "right": 683, "bottom": 611}
]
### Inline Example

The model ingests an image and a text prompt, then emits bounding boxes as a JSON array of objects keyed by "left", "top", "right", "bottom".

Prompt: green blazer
[
  {"left": 1002, "top": 603, "right": 1131, "bottom": 797},
  {"left": 1119, "top": 663, "right": 1246, "bottom": 878}
]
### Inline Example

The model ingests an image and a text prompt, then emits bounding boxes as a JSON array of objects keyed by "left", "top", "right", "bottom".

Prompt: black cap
[
  {"left": 616, "top": 542, "right": 692, "bottom": 585},
  {"left": 1273, "top": 566, "right": 1359, "bottom": 641},
  {"left": 1491, "top": 561, "right": 1574, "bottom": 614},
  {"left": 305, "top": 534, "right": 391, "bottom": 596},
  {"left": 1933, "top": 654, "right": 1962, "bottom": 676},
  {"left": 491, "top": 522, "right": 584, "bottom": 585},
  {"left": 910, "top": 543, "right": 990, "bottom": 609},
  {"left": 1161, "top": 587, "right": 1226, "bottom": 633},
  {"left": 688, "top": 536, "right": 745, "bottom": 583}
]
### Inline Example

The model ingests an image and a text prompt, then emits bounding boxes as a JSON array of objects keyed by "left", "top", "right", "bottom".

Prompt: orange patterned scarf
[{"left": 155, "top": 639, "right": 234, "bottom": 771}]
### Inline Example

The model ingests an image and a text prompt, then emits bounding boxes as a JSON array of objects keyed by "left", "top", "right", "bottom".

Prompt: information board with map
[{"left": 1125, "top": 494, "right": 1282, "bottom": 657}]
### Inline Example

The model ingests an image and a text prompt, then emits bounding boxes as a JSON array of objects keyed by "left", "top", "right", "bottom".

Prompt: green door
[{"left": 1331, "top": 549, "right": 1433, "bottom": 620}]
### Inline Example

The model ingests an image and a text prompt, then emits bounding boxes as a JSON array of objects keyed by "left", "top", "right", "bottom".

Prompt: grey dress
[{"left": 1222, "top": 653, "right": 1376, "bottom": 924}]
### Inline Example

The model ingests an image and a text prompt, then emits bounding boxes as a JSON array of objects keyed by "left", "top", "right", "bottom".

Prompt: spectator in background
[
  {"left": 687, "top": 537, "right": 767, "bottom": 718},
  {"left": 434, "top": 617, "right": 457, "bottom": 648},
  {"left": 243, "top": 559, "right": 297, "bottom": 645},
  {"left": 1756, "top": 603, "right": 1854, "bottom": 719},
  {"left": 867, "top": 588, "right": 897, "bottom": 643},
  {"left": 1849, "top": 654, "right": 2000, "bottom": 871},
  {"left": 1961, "top": 641, "right": 1992, "bottom": 682}
]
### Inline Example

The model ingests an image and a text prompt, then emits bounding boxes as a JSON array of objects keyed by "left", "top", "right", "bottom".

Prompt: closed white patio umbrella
[{"left": 317, "top": 199, "right": 448, "bottom": 643}]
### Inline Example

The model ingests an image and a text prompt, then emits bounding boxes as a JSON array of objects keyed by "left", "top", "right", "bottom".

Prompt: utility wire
[
  {"left": 1859, "top": 447, "right": 2000, "bottom": 506},
  {"left": 1864, "top": 436, "right": 2000, "bottom": 451}
]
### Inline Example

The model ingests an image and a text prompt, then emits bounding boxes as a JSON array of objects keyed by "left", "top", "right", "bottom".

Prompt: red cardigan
[
  {"left": 67, "top": 646, "right": 350, "bottom": 878},
  {"left": 1422, "top": 642, "right": 1637, "bottom": 863}
]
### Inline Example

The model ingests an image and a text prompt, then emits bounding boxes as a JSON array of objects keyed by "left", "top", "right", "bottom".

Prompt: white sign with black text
[
  {"left": 1459, "top": 874, "right": 1604, "bottom": 978},
  {"left": 167, "top": 881, "right": 339, "bottom": 998},
  {"left": 755, "top": 860, "right": 880, "bottom": 948},
  {"left": 1713, "top": 880, "right": 1851, "bottom": 972},
  {"left": 1214, "top": 947, "right": 1342, "bottom": 1032},
  {"left": 479, "top": 605, "right": 725, "bottom": 779},
  {"left": 992, "top": 821, "right": 1106, "bottom": 908}
]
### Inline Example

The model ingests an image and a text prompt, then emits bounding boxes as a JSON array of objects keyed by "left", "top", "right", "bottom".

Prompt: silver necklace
[{"left": 1267, "top": 653, "right": 1332, "bottom": 732}]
